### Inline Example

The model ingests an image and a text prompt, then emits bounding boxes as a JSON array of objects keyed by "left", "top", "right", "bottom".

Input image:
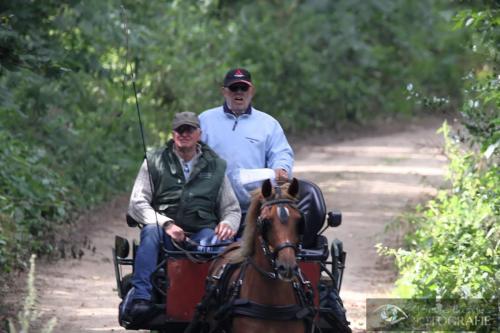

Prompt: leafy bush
[
  {"left": 454, "top": 6, "right": 500, "bottom": 153},
  {"left": 379, "top": 3, "right": 499, "bottom": 304},
  {"left": 379, "top": 123, "right": 499, "bottom": 299},
  {"left": 0, "top": 2, "right": 142, "bottom": 271},
  {"left": 0, "top": 131, "right": 71, "bottom": 269}
]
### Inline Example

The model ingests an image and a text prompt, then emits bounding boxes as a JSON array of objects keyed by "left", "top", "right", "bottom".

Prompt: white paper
[{"left": 239, "top": 168, "right": 275, "bottom": 185}]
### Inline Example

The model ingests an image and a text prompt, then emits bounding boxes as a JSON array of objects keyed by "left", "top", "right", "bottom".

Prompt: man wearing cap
[
  {"left": 123, "top": 111, "right": 241, "bottom": 323},
  {"left": 199, "top": 68, "right": 294, "bottom": 214}
]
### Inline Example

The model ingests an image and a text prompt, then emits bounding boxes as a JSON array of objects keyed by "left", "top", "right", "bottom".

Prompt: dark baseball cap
[
  {"left": 172, "top": 112, "right": 200, "bottom": 130},
  {"left": 223, "top": 68, "right": 253, "bottom": 87}
]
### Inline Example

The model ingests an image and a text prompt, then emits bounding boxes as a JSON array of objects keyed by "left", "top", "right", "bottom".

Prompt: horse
[{"left": 188, "top": 178, "right": 316, "bottom": 333}]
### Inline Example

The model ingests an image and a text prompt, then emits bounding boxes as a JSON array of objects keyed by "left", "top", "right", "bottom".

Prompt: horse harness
[
  {"left": 207, "top": 258, "right": 316, "bottom": 332},
  {"left": 186, "top": 187, "right": 317, "bottom": 333}
]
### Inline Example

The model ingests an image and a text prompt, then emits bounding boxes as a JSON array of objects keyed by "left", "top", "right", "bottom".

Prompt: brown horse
[{"left": 190, "top": 178, "right": 316, "bottom": 333}]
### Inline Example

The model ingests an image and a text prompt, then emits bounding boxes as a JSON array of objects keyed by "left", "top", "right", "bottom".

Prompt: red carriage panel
[
  {"left": 116, "top": 247, "right": 345, "bottom": 332},
  {"left": 166, "top": 258, "right": 210, "bottom": 320},
  {"left": 165, "top": 258, "right": 323, "bottom": 322}
]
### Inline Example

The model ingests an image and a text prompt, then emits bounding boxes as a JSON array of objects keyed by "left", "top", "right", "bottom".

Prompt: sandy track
[
  {"left": 24, "top": 117, "right": 447, "bottom": 332},
  {"left": 293, "top": 117, "right": 447, "bottom": 331}
]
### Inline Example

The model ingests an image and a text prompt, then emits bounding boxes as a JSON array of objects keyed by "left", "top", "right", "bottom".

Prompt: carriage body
[
  {"left": 163, "top": 258, "right": 323, "bottom": 322},
  {"left": 113, "top": 180, "right": 349, "bottom": 332}
]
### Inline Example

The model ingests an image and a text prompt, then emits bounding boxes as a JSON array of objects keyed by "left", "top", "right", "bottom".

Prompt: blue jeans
[{"left": 131, "top": 224, "right": 229, "bottom": 301}]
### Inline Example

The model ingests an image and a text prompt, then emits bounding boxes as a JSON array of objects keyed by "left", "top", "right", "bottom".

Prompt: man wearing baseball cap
[
  {"left": 199, "top": 68, "right": 294, "bottom": 216},
  {"left": 122, "top": 111, "right": 241, "bottom": 325}
]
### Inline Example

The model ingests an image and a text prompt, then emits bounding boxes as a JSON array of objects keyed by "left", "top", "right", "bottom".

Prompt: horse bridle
[{"left": 254, "top": 190, "right": 303, "bottom": 279}]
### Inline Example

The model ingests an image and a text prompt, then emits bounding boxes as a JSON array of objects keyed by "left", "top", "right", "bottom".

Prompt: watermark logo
[
  {"left": 366, "top": 298, "right": 497, "bottom": 331},
  {"left": 373, "top": 303, "right": 409, "bottom": 326}
]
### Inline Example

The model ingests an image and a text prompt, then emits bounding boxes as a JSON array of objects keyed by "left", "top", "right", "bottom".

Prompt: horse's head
[{"left": 257, "top": 178, "right": 302, "bottom": 281}]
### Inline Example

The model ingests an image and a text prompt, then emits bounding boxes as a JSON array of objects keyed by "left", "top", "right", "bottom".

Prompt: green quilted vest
[{"left": 147, "top": 140, "right": 226, "bottom": 233}]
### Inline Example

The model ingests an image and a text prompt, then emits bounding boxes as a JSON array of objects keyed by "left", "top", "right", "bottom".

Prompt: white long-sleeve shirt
[{"left": 200, "top": 105, "right": 294, "bottom": 211}]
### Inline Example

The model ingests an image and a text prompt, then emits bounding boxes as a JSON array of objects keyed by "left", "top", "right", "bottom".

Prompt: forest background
[{"left": 0, "top": 0, "right": 498, "bottom": 314}]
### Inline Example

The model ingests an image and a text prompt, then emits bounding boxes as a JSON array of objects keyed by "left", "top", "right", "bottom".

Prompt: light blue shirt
[{"left": 200, "top": 106, "right": 294, "bottom": 211}]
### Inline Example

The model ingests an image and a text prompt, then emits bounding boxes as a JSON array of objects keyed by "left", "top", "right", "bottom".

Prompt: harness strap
[
  {"left": 170, "top": 239, "right": 214, "bottom": 264},
  {"left": 295, "top": 268, "right": 315, "bottom": 309},
  {"left": 261, "top": 198, "right": 299, "bottom": 209},
  {"left": 184, "top": 252, "right": 243, "bottom": 333},
  {"left": 192, "top": 258, "right": 318, "bottom": 333},
  {"left": 248, "top": 256, "right": 277, "bottom": 279},
  {"left": 209, "top": 260, "right": 249, "bottom": 333},
  {"left": 231, "top": 298, "right": 315, "bottom": 321}
]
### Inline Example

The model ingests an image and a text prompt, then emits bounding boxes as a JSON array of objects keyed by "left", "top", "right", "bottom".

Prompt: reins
[
  {"left": 169, "top": 237, "right": 228, "bottom": 264},
  {"left": 247, "top": 256, "right": 279, "bottom": 280}
]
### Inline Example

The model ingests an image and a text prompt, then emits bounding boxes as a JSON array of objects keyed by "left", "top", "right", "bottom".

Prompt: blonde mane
[{"left": 227, "top": 182, "right": 295, "bottom": 264}]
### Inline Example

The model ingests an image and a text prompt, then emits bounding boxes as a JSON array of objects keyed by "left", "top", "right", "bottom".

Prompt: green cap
[{"left": 172, "top": 112, "right": 200, "bottom": 130}]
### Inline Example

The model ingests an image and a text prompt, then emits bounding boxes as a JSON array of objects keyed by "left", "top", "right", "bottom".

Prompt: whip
[{"left": 120, "top": 5, "right": 165, "bottom": 248}]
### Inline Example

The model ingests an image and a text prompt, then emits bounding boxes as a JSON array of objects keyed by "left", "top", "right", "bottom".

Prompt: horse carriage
[{"left": 112, "top": 178, "right": 351, "bottom": 333}]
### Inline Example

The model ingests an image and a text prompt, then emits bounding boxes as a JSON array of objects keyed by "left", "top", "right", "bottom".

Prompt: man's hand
[
  {"left": 164, "top": 223, "right": 185, "bottom": 242},
  {"left": 215, "top": 223, "right": 236, "bottom": 241},
  {"left": 275, "top": 168, "right": 289, "bottom": 182}
]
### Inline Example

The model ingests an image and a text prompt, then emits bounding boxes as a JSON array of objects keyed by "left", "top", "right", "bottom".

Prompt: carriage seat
[{"left": 297, "top": 179, "right": 327, "bottom": 249}]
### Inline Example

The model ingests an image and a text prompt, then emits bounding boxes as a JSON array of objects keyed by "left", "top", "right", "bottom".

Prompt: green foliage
[
  {"left": 117, "top": 0, "right": 467, "bottom": 132},
  {"left": 0, "top": 0, "right": 473, "bottom": 272},
  {"left": 0, "top": 131, "right": 71, "bottom": 269},
  {"left": 7, "top": 255, "right": 57, "bottom": 333},
  {"left": 454, "top": 5, "right": 500, "bottom": 154},
  {"left": 380, "top": 123, "right": 499, "bottom": 299},
  {"left": 0, "top": 1, "right": 141, "bottom": 271},
  {"left": 378, "top": 3, "right": 499, "bottom": 305},
  {"left": 238, "top": 0, "right": 466, "bottom": 129}
]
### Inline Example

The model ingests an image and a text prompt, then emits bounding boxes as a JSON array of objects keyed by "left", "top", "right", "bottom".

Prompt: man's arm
[
  {"left": 266, "top": 120, "right": 294, "bottom": 177},
  {"left": 128, "top": 160, "right": 172, "bottom": 226},
  {"left": 214, "top": 175, "right": 241, "bottom": 240}
]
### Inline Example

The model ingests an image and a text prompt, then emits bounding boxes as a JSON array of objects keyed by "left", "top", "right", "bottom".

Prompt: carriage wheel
[{"left": 318, "top": 279, "right": 351, "bottom": 333}]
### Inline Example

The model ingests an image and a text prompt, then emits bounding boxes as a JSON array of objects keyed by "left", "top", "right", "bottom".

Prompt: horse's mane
[{"left": 227, "top": 182, "right": 295, "bottom": 264}]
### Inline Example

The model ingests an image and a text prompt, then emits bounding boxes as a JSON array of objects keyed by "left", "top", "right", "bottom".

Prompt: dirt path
[
  {"left": 293, "top": 117, "right": 447, "bottom": 331},
  {"left": 27, "top": 117, "right": 447, "bottom": 332}
]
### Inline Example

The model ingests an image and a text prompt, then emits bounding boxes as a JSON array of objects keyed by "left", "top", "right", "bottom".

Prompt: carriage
[{"left": 112, "top": 178, "right": 351, "bottom": 333}]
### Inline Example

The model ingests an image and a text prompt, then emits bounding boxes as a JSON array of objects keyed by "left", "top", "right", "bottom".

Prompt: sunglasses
[
  {"left": 174, "top": 125, "right": 197, "bottom": 134},
  {"left": 228, "top": 84, "right": 250, "bottom": 92}
]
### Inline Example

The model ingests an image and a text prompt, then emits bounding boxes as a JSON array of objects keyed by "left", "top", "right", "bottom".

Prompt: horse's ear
[
  {"left": 262, "top": 179, "right": 273, "bottom": 198},
  {"left": 287, "top": 177, "right": 299, "bottom": 197}
]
